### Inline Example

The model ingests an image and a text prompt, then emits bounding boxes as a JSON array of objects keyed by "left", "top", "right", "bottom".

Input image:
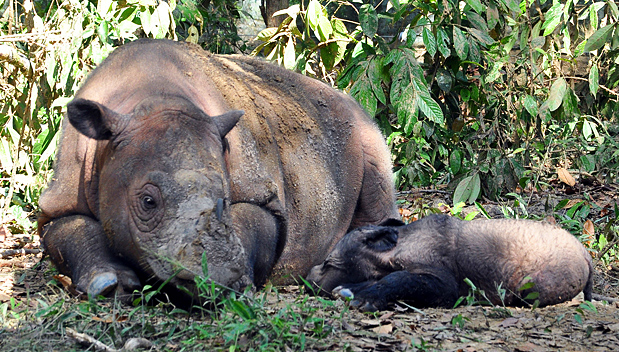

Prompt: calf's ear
[
  {"left": 67, "top": 98, "right": 128, "bottom": 140},
  {"left": 363, "top": 227, "right": 398, "bottom": 252}
]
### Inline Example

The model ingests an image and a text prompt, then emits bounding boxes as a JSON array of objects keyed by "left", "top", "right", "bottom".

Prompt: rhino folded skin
[
  {"left": 38, "top": 39, "right": 398, "bottom": 299},
  {"left": 307, "top": 214, "right": 593, "bottom": 311}
]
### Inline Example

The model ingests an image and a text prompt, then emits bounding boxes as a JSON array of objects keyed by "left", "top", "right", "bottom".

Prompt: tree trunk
[{"left": 260, "top": 0, "right": 289, "bottom": 28}]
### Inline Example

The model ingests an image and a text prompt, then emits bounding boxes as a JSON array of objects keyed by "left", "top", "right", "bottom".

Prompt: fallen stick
[
  {"left": 65, "top": 327, "right": 153, "bottom": 351},
  {"left": 0, "top": 248, "right": 41, "bottom": 259}
]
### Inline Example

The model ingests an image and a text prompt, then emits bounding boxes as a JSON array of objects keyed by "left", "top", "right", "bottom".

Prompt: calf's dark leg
[
  {"left": 335, "top": 268, "right": 459, "bottom": 311},
  {"left": 41, "top": 215, "right": 140, "bottom": 297}
]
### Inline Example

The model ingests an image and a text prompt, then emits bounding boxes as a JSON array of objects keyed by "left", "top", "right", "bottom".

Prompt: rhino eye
[
  {"left": 142, "top": 195, "right": 157, "bottom": 210},
  {"left": 131, "top": 183, "right": 164, "bottom": 232}
]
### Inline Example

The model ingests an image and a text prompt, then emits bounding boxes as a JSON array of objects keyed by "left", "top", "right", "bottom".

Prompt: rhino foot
[
  {"left": 76, "top": 264, "right": 141, "bottom": 300},
  {"left": 333, "top": 285, "right": 388, "bottom": 312}
]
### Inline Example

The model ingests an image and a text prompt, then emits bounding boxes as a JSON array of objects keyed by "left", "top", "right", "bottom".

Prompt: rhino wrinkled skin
[
  {"left": 38, "top": 39, "right": 397, "bottom": 298},
  {"left": 307, "top": 215, "right": 593, "bottom": 311}
]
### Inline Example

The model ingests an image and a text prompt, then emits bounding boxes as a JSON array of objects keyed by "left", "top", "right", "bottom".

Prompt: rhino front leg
[
  {"left": 41, "top": 215, "right": 140, "bottom": 298},
  {"left": 230, "top": 202, "right": 284, "bottom": 289},
  {"left": 334, "top": 268, "right": 459, "bottom": 311}
]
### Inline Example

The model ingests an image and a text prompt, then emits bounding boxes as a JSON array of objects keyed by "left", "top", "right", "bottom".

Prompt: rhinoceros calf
[
  {"left": 307, "top": 215, "right": 593, "bottom": 311},
  {"left": 38, "top": 39, "right": 397, "bottom": 298}
]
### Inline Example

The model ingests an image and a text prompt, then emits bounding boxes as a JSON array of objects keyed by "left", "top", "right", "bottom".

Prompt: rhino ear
[
  {"left": 212, "top": 110, "right": 244, "bottom": 138},
  {"left": 67, "top": 98, "right": 127, "bottom": 140},
  {"left": 363, "top": 227, "right": 399, "bottom": 252}
]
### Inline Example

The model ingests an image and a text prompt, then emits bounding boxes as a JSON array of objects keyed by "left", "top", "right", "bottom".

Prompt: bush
[{"left": 253, "top": 0, "right": 619, "bottom": 205}]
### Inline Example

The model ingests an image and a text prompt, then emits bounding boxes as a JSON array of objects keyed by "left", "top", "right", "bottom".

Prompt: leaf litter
[{"left": 1, "top": 183, "right": 619, "bottom": 351}]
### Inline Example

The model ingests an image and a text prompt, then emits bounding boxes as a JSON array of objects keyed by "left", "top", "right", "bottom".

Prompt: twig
[
  {"left": 564, "top": 76, "right": 619, "bottom": 97},
  {"left": 0, "top": 30, "right": 62, "bottom": 42},
  {"left": 0, "top": 44, "right": 32, "bottom": 74},
  {"left": 397, "top": 189, "right": 451, "bottom": 196},
  {"left": 65, "top": 327, "right": 153, "bottom": 352},
  {"left": 0, "top": 248, "right": 41, "bottom": 259}
]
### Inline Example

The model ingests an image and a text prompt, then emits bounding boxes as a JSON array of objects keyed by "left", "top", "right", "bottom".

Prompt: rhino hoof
[
  {"left": 88, "top": 272, "right": 118, "bottom": 297},
  {"left": 333, "top": 287, "right": 354, "bottom": 300}
]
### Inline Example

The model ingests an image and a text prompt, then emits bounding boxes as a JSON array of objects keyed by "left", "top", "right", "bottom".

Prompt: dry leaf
[
  {"left": 557, "top": 167, "right": 576, "bottom": 186},
  {"left": 563, "top": 199, "right": 583, "bottom": 209},
  {"left": 92, "top": 315, "right": 128, "bottom": 323},
  {"left": 372, "top": 324, "right": 393, "bottom": 334},
  {"left": 583, "top": 219, "right": 595, "bottom": 238}
]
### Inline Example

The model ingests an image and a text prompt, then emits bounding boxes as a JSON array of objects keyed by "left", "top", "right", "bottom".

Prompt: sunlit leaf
[
  {"left": 453, "top": 173, "right": 481, "bottom": 205},
  {"left": 307, "top": 0, "right": 320, "bottom": 31},
  {"left": 422, "top": 27, "right": 437, "bottom": 57},
  {"left": 584, "top": 23, "right": 615, "bottom": 52},
  {"left": 523, "top": 95, "right": 538, "bottom": 116},
  {"left": 437, "top": 28, "right": 451, "bottom": 58},
  {"left": 466, "top": 0, "right": 485, "bottom": 13},
  {"left": 542, "top": 2, "right": 564, "bottom": 36},
  {"left": 546, "top": 77, "right": 567, "bottom": 112},
  {"left": 453, "top": 26, "right": 469, "bottom": 60},
  {"left": 589, "top": 64, "right": 599, "bottom": 97}
]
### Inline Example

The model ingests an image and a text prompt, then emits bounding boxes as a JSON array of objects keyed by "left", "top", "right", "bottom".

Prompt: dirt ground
[{"left": 1, "top": 184, "right": 619, "bottom": 351}]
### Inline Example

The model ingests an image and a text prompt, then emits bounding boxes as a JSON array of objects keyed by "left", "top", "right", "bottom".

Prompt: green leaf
[
  {"left": 368, "top": 59, "right": 386, "bottom": 105},
  {"left": 609, "top": 0, "right": 619, "bottom": 20},
  {"left": 523, "top": 95, "right": 539, "bottom": 116},
  {"left": 542, "top": 1, "right": 564, "bottom": 36},
  {"left": 437, "top": 28, "right": 451, "bottom": 58},
  {"left": 97, "top": 0, "right": 113, "bottom": 18},
  {"left": 450, "top": 149, "right": 463, "bottom": 174},
  {"left": 584, "top": 23, "right": 615, "bottom": 52},
  {"left": 316, "top": 15, "right": 332, "bottom": 41},
  {"left": 351, "top": 79, "right": 377, "bottom": 118},
  {"left": 284, "top": 37, "right": 296, "bottom": 70},
  {"left": 436, "top": 69, "right": 453, "bottom": 92},
  {"left": 359, "top": 4, "right": 378, "bottom": 38},
  {"left": 589, "top": 64, "right": 599, "bottom": 97},
  {"left": 467, "top": 28, "right": 495, "bottom": 46},
  {"left": 414, "top": 79, "right": 444, "bottom": 124},
  {"left": 546, "top": 77, "right": 567, "bottom": 112},
  {"left": 307, "top": 0, "right": 321, "bottom": 31},
  {"left": 422, "top": 27, "right": 437, "bottom": 57},
  {"left": 453, "top": 26, "right": 469, "bottom": 60},
  {"left": 0, "top": 138, "right": 13, "bottom": 172},
  {"left": 524, "top": 292, "right": 540, "bottom": 300},
  {"left": 466, "top": 11, "right": 488, "bottom": 32},
  {"left": 520, "top": 24, "right": 530, "bottom": 52},
  {"left": 580, "top": 155, "right": 595, "bottom": 173},
  {"left": 487, "top": 2, "right": 499, "bottom": 30},
  {"left": 466, "top": 0, "right": 485, "bottom": 13},
  {"left": 453, "top": 174, "right": 481, "bottom": 205}
]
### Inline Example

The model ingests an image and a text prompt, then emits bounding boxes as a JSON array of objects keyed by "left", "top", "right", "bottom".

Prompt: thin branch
[
  {"left": 0, "top": 44, "right": 32, "bottom": 74},
  {"left": 0, "top": 30, "right": 61, "bottom": 42},
  {"left": 563, "top": 76, "right": 619, "bottom": 97}
]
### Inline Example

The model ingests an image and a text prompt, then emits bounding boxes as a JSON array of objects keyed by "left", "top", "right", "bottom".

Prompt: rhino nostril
[{"left": 216, "top": 198, "right": 224, "bottom": 221}]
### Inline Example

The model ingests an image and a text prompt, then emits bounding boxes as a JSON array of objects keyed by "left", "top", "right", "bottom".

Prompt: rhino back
[
  {"left": 456, "top": 219, "right": 592, "bottom": 304},
  {"left": 42, "top": 39, "right": 392, "bottom": 283},
  {"left": 199, "top": 52, "right": 386, "bottom": 280}
]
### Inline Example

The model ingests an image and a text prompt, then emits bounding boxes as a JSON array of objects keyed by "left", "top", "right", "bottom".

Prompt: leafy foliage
[
  {"left": 0, "top": 0, "right": 244, "bottom": 234},
  {"left": 253, "top": 0, "right": 619, "bottom": 206}
]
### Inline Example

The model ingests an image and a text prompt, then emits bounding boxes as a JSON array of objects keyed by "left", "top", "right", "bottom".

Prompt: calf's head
[
  {"left": 307, "top": 219, "right": 404, "bottom": 294},
  {"left": 68, "top": 97, "right": 247, "bottom": 291}
]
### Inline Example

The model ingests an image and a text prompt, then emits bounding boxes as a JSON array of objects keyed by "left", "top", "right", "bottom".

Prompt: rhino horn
[
  {"left": 67, "top": 98, "right": 128, "bottom": 140},
  {"left": 212, "top": 110, "right": 244, "bottom": 138}
]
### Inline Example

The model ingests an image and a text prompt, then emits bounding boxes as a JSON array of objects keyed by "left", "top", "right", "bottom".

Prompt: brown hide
[
  {"left": 38, "top": 39, "right": 397, "bottom": 296},
  {"left": 308, "top": 215, "right": 593, "bottom": 309}
]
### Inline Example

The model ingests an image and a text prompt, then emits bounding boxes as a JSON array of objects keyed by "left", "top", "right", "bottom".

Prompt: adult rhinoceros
[{"left": 38, "top": 39, "right": 397, "bottom": 297}]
